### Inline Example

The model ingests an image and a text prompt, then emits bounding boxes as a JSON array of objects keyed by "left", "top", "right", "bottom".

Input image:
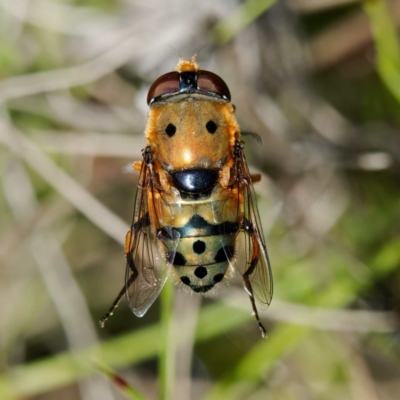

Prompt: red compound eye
[
  {"left": 147, "top": 70, "right": 231, "bottom": 104},
  {"left": 147, "top": 72, "right": 180, "bottom": 104},
  {"left": 197, "top": 70, "right": 231, "bottom": 102}
]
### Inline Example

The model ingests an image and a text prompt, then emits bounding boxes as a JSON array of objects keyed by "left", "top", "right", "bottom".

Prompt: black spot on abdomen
[
  {"left": 193, "top": 240, "right": 206, "bottom": 254},
  {"left": 192, "top": 285, "right": 214, "bottom": 293},
  {"left": 181, "top": 276, "right": 190, "bottom": 285},
  {"left": 194, "top": 266, "right": 207, "bottom": 279},
  {"left": 172, "top": 252, "right": 187, "bottom": 266},
  {"left": 214, "top": 246, "right": 235, "bottom": 263}
]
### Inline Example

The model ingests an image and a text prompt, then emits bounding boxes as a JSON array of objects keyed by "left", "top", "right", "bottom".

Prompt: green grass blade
[
  {"left": 363, "top": 0, "right": 400, "bottom": 104},
  {"left": 203, "top": 236, "right": 400, "bottom": 400},
  {"left": 96, "top": 362, "right": 149, "bottom": 400},
  {"left": 211, "top": 0, "right": 277, "bottom": 45},
  {"left": 0, "top": 323, "right": 162, "bottom": 400},
  {"left": 203, "top": 324, "right": 310, "bottom": 400},
  {"left": 4, "top": 235, "right": 398, "bottom": 400},
  {"left": 0, "top": 302, "right": 251, "bottom": 400},
  {"left": 159, "top": 280, "right": 175, "bottom": 400}
]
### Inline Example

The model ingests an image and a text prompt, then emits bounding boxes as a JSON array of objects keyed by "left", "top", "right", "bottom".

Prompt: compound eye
[
  {"left": 197, "top": 71, "right": 231, "bottom": 101},
  {"left": 147, "top": 72, "right": 180, "bottom": 104}
]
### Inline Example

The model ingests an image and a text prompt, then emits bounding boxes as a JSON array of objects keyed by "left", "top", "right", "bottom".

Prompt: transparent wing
[
  {"left": 229, "top": 143, "right": 273, "bottom": 309},
  {"left": 125, "top": 155, "right": 179, "bottom": 317}
]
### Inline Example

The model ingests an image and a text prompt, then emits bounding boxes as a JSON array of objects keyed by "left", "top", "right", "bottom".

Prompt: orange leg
[
  {"left": 250, "top": 173, "right": 261, "bottom": 184},
  {"left": 132, "top": 161, "right": 142, "bottom": 172}
]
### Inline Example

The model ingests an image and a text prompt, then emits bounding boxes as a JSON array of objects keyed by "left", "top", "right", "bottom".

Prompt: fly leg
[
  {"left": 99, "top": 271, "right": 137, "bottom": 328},
  {"left": 241, "top": 219, "right": 267, "bottom": 338},
  {"left": 250, "top": 173, "right": 261, "bottom": 184},
  {"left": 99, "top": 229, "right": 138, "bottom": 328},
  {"left": 243, "top": 260, "right": 267, "bottom": 338}
]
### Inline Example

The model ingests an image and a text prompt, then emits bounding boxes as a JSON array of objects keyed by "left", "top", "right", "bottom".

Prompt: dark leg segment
[
  {"left": 243, "top": 260, "right": 267, "bottom": 338},
  {"left": 100, "top": 229, "right": 138, "bottom": 328},
  {"left": 99, "top": 271, "right": 137, "bottom": 328},
  {"left": 99, "top": 284, "right": 126, "bottom": 328},
  {"left": 241, "top": 218, "right": 267, "bottom": 338}
]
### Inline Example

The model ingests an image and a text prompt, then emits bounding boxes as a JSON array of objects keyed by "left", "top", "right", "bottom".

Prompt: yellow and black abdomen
[
  {"left": 169, "top": 212, "right": 237, "bottom": 292},
  {"left": 157, "top": 184, "right": 239, "bottom": 293}
]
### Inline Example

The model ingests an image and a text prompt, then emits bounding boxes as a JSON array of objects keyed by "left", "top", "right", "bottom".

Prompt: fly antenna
[
  {"left": 169, "top": 44, "right": 182, "bottom": 59},
  {"left": 193, "top": 44, "right": 208, "bottom": 59}
]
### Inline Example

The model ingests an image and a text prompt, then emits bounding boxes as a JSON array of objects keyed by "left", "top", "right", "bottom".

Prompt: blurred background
[{"left": 1, "top": 0, "right": 400, "bottom": 399}]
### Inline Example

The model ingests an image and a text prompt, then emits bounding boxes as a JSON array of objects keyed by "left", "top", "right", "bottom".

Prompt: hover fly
[{"left": 100, "top": 57, "right": 273, "bottom": 337}]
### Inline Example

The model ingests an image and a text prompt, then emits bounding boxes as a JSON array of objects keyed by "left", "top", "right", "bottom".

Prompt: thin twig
[
  {"left": 29, "top": 130, "right": 144, "bottom": 158},
  {"left": 0, "top": 13, "right": 206, "bottom": 104},
  {"left": 217, "top": 290, "right": 398, "bottom": 333},
  {"left": 342, "top": 333, "right": 381, "bottom": 400},
  {"left": 2, "top": 154, "right": 116, "bottom": 400},
  {"left": 0, "top": 117, "right": 128, "bottom": 245}
]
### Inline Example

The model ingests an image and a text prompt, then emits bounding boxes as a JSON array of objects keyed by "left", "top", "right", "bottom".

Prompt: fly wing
[
  {"left": 228, "top": 145, "right": 273, "bottom": 309},
  {"left": 125, "top": 157, "right": 179, "bottom": 317}
]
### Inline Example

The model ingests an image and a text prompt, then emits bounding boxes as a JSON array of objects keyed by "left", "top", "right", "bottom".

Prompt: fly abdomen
[
  {"left": 159, "top": 210, "right": 238, "bottom": 293},
  {"left": 166, "top": 234, "right": 235, "bottom": 293}
]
